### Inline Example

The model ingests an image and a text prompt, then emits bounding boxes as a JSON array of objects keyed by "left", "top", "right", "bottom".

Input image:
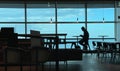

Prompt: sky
[{"left": 0, "top": 7, "right": 114, "bottom": 38}]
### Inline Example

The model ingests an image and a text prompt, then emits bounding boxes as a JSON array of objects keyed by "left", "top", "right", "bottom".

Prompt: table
[{"left": 72, "top": 36, "right": 81, "bottom": 45}]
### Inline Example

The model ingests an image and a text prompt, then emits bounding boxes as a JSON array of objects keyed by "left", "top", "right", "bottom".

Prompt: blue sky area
[
  {"left": 0, "top": 7, "right": 115, "bottom": 49},
  {"left": 0, "top": 8, "right": 114, "bottom": 38}
]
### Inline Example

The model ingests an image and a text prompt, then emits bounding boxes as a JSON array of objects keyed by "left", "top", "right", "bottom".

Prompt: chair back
[
  {"left": 92, "top": 41, "right": 96, "bottom": 46},
  {"left": 30, "top": 30, "right": 42, "bottom": 48}
]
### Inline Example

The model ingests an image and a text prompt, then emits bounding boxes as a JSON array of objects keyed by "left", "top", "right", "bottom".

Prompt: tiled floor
[{"left": 0, "top": 53, "right": 120, "bottom": 71}]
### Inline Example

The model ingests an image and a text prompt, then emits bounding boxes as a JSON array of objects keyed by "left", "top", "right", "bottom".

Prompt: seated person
[
  {"left": 79, "top": 26, "right": 89, "bottom": 50},
  {"left": 71, "top": 26, "right": 89, "bottom": 50}
]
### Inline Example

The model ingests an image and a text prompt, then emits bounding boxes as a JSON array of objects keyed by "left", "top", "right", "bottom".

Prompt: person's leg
[
  {"left": 79, "top": 39, "right": 86, "bottom": 50},
  {"left": 79, "top": 39, "right": 84, "bottom": 46},
  {"left": 83, "top": 40, "right": 89, "bottom": 51}
]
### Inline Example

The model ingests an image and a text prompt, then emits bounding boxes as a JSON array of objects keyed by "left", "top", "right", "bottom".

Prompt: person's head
[{"left": 81, "top": 26, "right": 86, "bottom": 31}]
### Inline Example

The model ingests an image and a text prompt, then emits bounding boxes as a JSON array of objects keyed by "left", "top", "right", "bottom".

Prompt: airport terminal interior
[{"left": 0, "top": 0, "right": 120, "bottom": 71}]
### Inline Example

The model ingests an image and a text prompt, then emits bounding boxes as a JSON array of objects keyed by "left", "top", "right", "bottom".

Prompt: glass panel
[
  {"left": 87, "top": 8, "right": 114, "bottom": 21},
  {"left": 58, "top": 8, "right": 85, "bottom": 22},
  {"left": 58, "top": 23, "right": 85, "bottom": 49},
  {"left": 87, "top": 23, "right": 114, "bottom": 38},
  {"left": 87, "top": 23, "right": 115, "bottom": 50},
  {"left": 58, "top": 24, "right": 85, "bottom": 38},
  {"left": 27, "top": 24, "right": 55, "bottom": 34},
  {"left": 27, "top": 4, "right": 55, "bottom": 22},
  {"left": 0, "top": 24, "right": 25, "bottom": 34},
  {"left": 0, "top": 4, "right": 24, "bottom": 22}
]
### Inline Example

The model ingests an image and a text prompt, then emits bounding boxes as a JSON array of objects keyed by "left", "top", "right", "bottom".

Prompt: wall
[{"left": 115, "top": 2, "right": 120, "bottom": 41}]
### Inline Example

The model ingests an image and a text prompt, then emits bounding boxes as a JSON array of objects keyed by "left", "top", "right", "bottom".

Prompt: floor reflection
[{"left": 1, "top": 53, "right": 120, "bottom": 71}]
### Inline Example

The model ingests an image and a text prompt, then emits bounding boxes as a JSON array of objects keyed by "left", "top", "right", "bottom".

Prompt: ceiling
[
  {"left": 0, "top": 0, "right": 117, "bottom": 3},
  {"left": 0, "top": 0, "right": 118, "bottom": 8}
]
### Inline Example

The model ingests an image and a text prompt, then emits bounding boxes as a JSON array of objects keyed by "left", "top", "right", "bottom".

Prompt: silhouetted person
[{"left": 79, "top": 26, "right": 89, "bottom": 50}]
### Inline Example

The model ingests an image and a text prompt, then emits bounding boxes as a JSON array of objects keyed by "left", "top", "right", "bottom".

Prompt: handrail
[{"left": 65, "top": 38, "right": 115, "bottom": 40}]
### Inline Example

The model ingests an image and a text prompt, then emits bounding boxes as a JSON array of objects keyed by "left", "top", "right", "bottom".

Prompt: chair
[
  {"left": 92, "top": 41, "right": 98, "bottom": 54},
  {"left": 96, "top": 42, "right": 103, "bottom": 58},
  {"left": 30, "top": 30, "right": 50, "bottom": 71},
  {"left": 92, "top": 41, "right": 96, "bottom": 50},
  {"left": 109, "top": 43, "right": 117, "bottom": 58},
  {"left": 30, "top": 30, "right": 43, "bottom": 48},
  {"left": 102, "top": 42, "right": 109, "bottom": 57}
]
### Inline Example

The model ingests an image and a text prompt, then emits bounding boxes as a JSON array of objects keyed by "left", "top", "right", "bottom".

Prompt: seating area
[
  {"left": 0, "top": 0, "right": 120, "bottom": 71},
  {"left": 0, "top": 27, "right": 82, "bottom": 71},
  {"left": 92, "top": 41, "right": 120, "bottom": 58}
]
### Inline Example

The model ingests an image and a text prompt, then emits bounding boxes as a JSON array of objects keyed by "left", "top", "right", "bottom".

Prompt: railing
[
  {"left": 15, "top": 36, "right": 116, "bottom": 50},
  {"left": 59, "top": 37, "right": 115, "bottom": 50}
]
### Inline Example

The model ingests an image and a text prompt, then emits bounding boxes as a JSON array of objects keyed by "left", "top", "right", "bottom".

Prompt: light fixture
[
  {"left": 50, "top": 18, "right": 52, "bottom": 23},
  {"left": 48, "top": 2, "right": 50, "bottom": 7},
  {"left": 102, "top": 1, "right": 105, "bottom": 23},
  {"left": 103, "top": 18, "right": 104, "bottom": 23},
  {"left": 118, "top": 1, "right": 120, "bottom": 6},
  {"left": 77, "top": 17, "right": 79, "bottom": 23}
]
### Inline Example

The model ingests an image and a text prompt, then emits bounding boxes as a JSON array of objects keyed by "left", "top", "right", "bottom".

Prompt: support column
[{"left": 115, "top": 1, "right": 120, "bottom": 41}]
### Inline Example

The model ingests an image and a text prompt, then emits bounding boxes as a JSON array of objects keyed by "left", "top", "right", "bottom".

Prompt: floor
[{"left": 0, "top": 53, "right": 120, "bottom": 71}]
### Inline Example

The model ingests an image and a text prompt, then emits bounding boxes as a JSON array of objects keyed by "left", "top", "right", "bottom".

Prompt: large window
[
  {"left": 0, "top": 4, "right": 24, "bottom": 22},
  {"left": 87, "top": 23, "right": 114, "bottom": 38},
  {"left": 0, "top": 3, "right": 115, "bottom": 39},
  {"left": 0, "top": 4, "right": 25, "bottom": 34},
  {"left": 27, "top": 24, "right": 55, "bottom": 34},
  {"left": 0, "top": 2, "right": 115, "bottom": 49},
  {"left": 0, "top": 24, "right": 25, "bottom": 34},
  {"left": 27, "top": 8, "right": 55, "bottom": 22},
  {"left": 87, "top": 3, "right": 115, "bottom": 39},
  {"left": 27, "top": 4, "right": 55, "bottom": 34},
  {"left": 57, "top": 4, "right": 85, "bottom": 38},
  {"left": 58, "top": 8, "right": 85, "bottom": 22},
  {"left": 87, "top": 8, "right": 114, "bottom": 21},
  {"left": 57, "top": 3, "right": 85, "bottom": 22},
  {"left": 58, "top": 24, "right": 84, "bottom": 38}
]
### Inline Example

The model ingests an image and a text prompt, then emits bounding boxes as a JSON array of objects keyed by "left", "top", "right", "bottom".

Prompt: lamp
[
  {"left": 103, "top": 18, "right": 104, "bottom": 23},
  {"left": 102, "top": 2, "right": 105, "bottom": 23},
  {"left": 77, "top": 17, "right": 79, "bottom": 23},
  {"left": 50, "top": 18, "right": 52, "bottom": 23},
  {"left": 48, "top": 2, "right": 50, "bottom": 7},
  {"left": 118, "top": 1, "right": 120, "bottom": 6}
]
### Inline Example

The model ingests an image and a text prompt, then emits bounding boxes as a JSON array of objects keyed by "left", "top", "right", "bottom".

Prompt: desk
[
  {"left": 18, "top": 33, "right": 67, "bottom": 48},
  {"left": 18, "top": 33, "right": 67, "bottom": 37}
]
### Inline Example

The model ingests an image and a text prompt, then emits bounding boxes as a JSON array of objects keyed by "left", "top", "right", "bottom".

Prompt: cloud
[
  {"left": 0, "top": 17, "right": 24, "bottom": 22},
  {"left": 0, "top": 8, "right": 86, "bottom": 22}
]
